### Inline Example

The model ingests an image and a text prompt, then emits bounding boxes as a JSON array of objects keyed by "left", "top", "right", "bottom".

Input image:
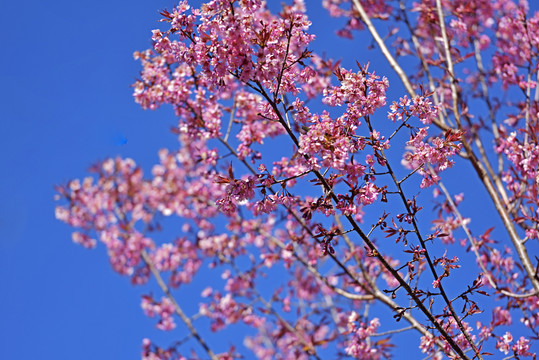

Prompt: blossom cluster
[
  {"left": 345, "top": 313, "right": 384, "bottom": 359},
  {"left": 388, "top": 94, "right": 439, "bottom": 124},
  {"left": 298, "top": 110, "right": 365, "bottom": 170},
  {"left": 141, "top": 295, "right": 177, "bottom": 331},
  {"left": 402, "top": 128, "right": 463, "bottom": 188}
]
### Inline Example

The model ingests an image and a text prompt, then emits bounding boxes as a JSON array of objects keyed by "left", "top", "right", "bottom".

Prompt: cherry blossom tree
[{"left": 55, "top": 0, "right": 539, "bottom": 358}]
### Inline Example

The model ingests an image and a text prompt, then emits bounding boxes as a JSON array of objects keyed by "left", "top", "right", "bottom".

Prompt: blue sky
[{"left": 1, "top": 1, "right": 538, "bottom": 359}]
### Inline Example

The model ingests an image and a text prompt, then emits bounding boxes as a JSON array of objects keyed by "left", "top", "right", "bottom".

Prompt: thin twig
[
  {"left": 223, "top": 94, "right": 237, "bottom": 143},
  {"left": 435, "top": 173, "right": 538, "bottom": 299},
  {"left": 372, "top": 325, "right": 414, "bottom": 337},
  {"left": 141, "top": 251, "right": 218, "bottom": 360}
]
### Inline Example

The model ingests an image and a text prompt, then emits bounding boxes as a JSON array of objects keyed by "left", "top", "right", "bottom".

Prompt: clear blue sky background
[{"left": 1, "top": 1, "right": 538, "bottom": 359}]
